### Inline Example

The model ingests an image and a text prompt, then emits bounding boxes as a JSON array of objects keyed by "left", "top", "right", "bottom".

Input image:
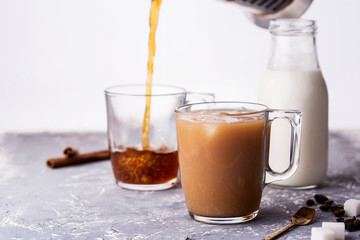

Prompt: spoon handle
[{"left": 262, "top": 223, "right": 295, "bottom": 240}]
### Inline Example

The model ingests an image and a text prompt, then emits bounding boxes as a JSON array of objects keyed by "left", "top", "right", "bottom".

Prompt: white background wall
[{"left": 0, "top": 0, "right": 359, "bottom": 133}]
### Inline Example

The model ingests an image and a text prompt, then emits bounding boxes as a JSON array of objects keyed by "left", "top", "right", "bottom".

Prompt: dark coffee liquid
[{"left": 111, "top": 148, "right": 178, "bottom": 184}]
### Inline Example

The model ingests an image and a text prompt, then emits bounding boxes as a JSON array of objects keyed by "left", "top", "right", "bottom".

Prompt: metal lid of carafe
[{"left": 225, "top": 0, "right": 313, "bottom": 28}]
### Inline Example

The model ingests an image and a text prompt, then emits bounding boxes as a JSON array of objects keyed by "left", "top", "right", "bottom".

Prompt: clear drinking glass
[
  {"left": 105, "top": 84, "right": 215, "bottom": 191},
  {"left": 175, "top": 101, "right": 302, "bottom": 224}
]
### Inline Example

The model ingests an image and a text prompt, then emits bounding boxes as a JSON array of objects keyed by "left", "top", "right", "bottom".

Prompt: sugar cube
[
  {"left": 311, "top": 227, "right": 335, "bottom": 240},
  {"left": 344, "top": 199, "right": 360, "bottom": 217},
  {"left": 322, "top": 222, "right": 345, "bottom": 240}
]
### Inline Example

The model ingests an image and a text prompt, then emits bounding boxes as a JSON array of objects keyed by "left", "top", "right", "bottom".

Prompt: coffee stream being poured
[
  {"left": 110, "top": 0, "right": 179, "bottom": 187},
  {"left": 142, "top": 0, "right": 163, "bottom": 150}
]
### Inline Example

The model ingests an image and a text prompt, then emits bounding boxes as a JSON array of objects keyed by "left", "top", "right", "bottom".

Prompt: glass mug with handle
[
  {"left": 175, "top": 101, "right": 302, "bottom": 224},
  {"left": 105, "top": 84, "right": 215, "bottom": 191}
]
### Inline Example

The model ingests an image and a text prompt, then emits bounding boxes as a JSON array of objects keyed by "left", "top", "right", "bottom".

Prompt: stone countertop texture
[{"left": 0, "top": 130, "right": 360, "bottom": 240}]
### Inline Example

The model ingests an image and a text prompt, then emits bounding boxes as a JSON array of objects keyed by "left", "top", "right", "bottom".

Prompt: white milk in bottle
[{"left": 258, "top": 19, "right": 328, "bottom": 189}]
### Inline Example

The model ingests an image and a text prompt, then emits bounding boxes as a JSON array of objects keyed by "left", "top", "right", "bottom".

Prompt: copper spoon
[{"left": 262, "top": 207, "right": 315, "bottom": 240}]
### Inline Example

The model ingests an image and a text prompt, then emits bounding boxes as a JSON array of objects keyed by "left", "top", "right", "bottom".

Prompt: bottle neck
[
  {"left": 267, "top": 19, "right": 320, "bottom": 71},
  {"left": 267, "top": 35, "right": 320, "bottom": 71}
]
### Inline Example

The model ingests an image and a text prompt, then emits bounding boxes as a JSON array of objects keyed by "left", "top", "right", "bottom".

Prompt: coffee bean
[
  {"left": 330, "top": 205, "right": 344, "bottom": 212},
  {"left": 324, "top": 199, "right": 334, "bottom": 205},
  {"left": 333, "top": 209, "right": 345, "bottom": 217},
  {"left": 336, "top": 217, "right": 344, "bottom": 222},
  {"left": 314, "top": 194, "right": 328, "bottom": 204},
  {"left": 320, "top": 204, "right": 331, "bottom": 211},
  {"left": 306, "top": 199, "right": 315, "bottom": 206}
]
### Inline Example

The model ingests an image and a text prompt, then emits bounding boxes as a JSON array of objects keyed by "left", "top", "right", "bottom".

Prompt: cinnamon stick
[
  {"left": 63, "top": 147, "right": 79, "bottom": 157},
  {"left": 47, "top": 148, "right": 110, "bottom": 169}
]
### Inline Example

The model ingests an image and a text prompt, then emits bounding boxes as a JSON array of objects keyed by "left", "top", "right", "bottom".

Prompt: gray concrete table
[{"left": 1, "top": 131, "right": 360, "bottom": 239}]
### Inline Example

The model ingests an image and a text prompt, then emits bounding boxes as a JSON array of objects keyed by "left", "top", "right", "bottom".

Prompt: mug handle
[
  {"left": 185, "top": 92, "right": 215, "bottom": 104},
  {"left": 264, "top": 109, "right": 303, "bottom": 185}
]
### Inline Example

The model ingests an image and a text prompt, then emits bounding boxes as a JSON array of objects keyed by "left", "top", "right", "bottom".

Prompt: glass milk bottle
[{"left": 258, "top": 19, "right": 328, "bottom": 189}]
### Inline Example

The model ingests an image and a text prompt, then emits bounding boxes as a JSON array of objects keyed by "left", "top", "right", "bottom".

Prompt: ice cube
[
  {"left": 344, "top": 199, "right": 360, "bottom": 217},
  {"left": 322, "top": 222, "right": 345, "bottom": 240},
  {"left": 311, "top": 227, "right": 335, "bottom": 240}
]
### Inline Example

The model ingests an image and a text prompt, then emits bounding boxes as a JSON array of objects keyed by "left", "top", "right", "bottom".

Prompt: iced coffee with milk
[
  {"left": 176, "top": 109, "right": 265, "bottom": 219},
  {"left": 175, "top": 102, "right": 303, "bottom": 224}
]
